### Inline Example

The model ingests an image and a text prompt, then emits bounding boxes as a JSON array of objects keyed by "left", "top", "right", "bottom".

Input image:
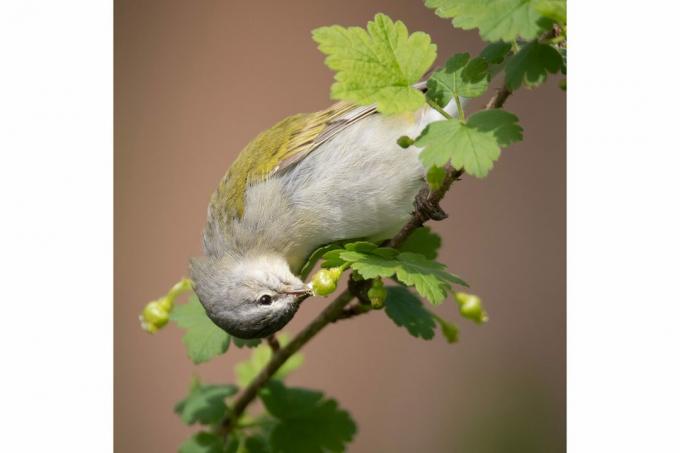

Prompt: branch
[
  {"left": 222, "top": 287, "right": 356, "bottom": 432},
  {"left": 220, "top": 86, "right": 517, "bottom": 437}
]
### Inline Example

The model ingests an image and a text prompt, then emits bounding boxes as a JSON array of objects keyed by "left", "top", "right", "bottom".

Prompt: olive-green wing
[{"left": 210, "top": 102, "right": 377, "bottom": 221}]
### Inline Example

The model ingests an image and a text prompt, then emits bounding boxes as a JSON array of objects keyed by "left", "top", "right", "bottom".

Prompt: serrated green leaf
[
  {"left": 425, "top": 0, "right": 550, "bottom": 42},
  {"left": 232, "top": 337, "right": 262, "bottom": 349},
  {"left": 235, "top": 335, "right": 303, "bottom": 387},
  {"left": 432, "top": 314, "right": 460, "bottom": 343},
  {"left": 260, "top": 381, "right": 356, "bottom": 453},
  {"left": 179, "top": 432, "right": 225, "bottom": 453},
  {"left": 467, "top": 109, "right": 524, "bottom": 147},
  {"left": 479, "top": 41, "right": 512, "bottom": 64},
  {"left": 171, "top": 295, "right": 230, "bottom": 364},
  {"left": 385, "top": 286, "right": 436, "bottom": 339},
  {"left": 532, "top": 0, "right": 566, "bottom": 25},
  {"left": 323, "top": 244, "right": 467, "bottom": 305},
  {"left": 398, "top": 227, "right": 441, "bottom": 259},
  {"left": 427, "top": 53, "right": 489, "bottom": 106},
  {"left": 313, "top": 13, "right": 437, "bottom": 114},
  {"left": 416, "top": 110, "right": 522, "bottom": 178},
  {"left": 174, "top": 377, "right": 238, "bottom": 425},
  {"left": 505, "top": 41, "right": 563, "bottom": 90}
]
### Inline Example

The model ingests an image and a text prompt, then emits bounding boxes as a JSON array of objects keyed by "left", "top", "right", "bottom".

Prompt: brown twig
[
  {"left": 220, "top": 84, "right": 518, "bottom": 438},
  {"left": 266, "top": 335, "right": 280, "bottom": 352}
]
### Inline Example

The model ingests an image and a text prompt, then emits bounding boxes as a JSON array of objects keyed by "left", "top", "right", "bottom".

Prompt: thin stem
[
  {"left": 266, "top": 335, "right": 280, "bottom": 352},
  {"left": 454, "top": 95, "right": 465, "bottom": 121},
  {"left": 426, "top": 98, "right": 453, "bottom": 120}
]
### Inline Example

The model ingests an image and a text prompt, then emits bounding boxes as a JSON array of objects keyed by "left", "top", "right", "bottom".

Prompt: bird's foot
[{"left": 415, "top": 187, "right": 448, "bottom": 221}]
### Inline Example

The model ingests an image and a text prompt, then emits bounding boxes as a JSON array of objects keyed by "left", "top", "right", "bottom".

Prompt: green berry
[
  {"left": 311, "top": 269, "right": 337, "bottom": 296},
  {"left": 142, "top": 301, "right": 170, "bottom": 327},
  {"left": 327, "top": 266, "right": 344, "bottom": 281},
  {"left": 456, "top": 293, "right": 488, "bottom": 324},
  {"left": 157, "top": 296, "right": 173, "bottom": 312},
  {"left": 367, "top": 280, "right": 387, "bottom": 309},
  {"left": 397, "top": 135, "right": 415, "bottom": 149},
  {"left": 140, "top": 319, "right": 159, "bottom": 334}
]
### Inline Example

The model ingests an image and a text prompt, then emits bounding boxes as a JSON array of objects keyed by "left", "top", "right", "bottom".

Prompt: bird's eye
[{"left": 258, "top": 294, "right": 273, "bottom": 305}]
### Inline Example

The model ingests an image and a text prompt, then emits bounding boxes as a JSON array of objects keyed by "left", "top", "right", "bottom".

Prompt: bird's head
[{"left": 189, "top": 253, "right": 310, "bottom": 339}]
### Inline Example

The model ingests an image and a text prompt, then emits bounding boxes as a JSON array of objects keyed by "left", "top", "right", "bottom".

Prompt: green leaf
[
  {"left": 179, "top": 432, "right": 225, "bottom": 453},
  {"left": 232, "top": 337, "right": 262, "bottom": 349},
  {"left": 174, "top": 377, "right": 238, "bottom": 425},
  {"left": 427, "top": 53, "right": 489, "bottom": 106},
  {"left": 313, "top": 13, "right": 437, "bottom": 114},
  {"left": 479, "top": 41, "right": 512, "bottom": 64},
  {"left": 171, "top": 295, "right": 230, "bottom": 364},
  {"left": 532, "top": 0, "right": 566, "bottom": 25},
  {"left": 505, "top": 41, "right": 563, "bottom": 90},
  {"left": 299, "top": 243, "right": 342, "bottom": 280},
  {"left": 243, "top": 435, "right": 272, "bottom": 453},
  {"left": 416, "top": 110, "right": 522, "bottom": 178},
  {"left": 260, "top": 381, "right": 357, "bottom": 453},
  {"left": 425, "top": 0, "right": 550, "bottom": 42},
  {"left": 384, "top": 286, "right": 436, "bottom": 339},
  {"left": 398, "top": 226, "right": 441, "bottom": 259},
  {"left": 235, "top": 335, "right": 303, "bottom": 388},
  {"left": 323, "top": 243, "right": 467, "bottom": 305},
  {"left": 467, "top": 109, "right": 524, "bottom": 147},
  {"left": 432, "top": 314, "right": 460, "bottom": 343}
]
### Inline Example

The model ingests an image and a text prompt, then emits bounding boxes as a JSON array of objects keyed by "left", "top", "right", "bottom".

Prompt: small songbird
[{"left": 191, "top": 85, "right": 457, "bottom": 338}]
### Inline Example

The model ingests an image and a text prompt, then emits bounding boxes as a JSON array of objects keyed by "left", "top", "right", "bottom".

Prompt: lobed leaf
[
  {"left": 505, "top": 41, "right": 563, "bottom": 90},
  {"left": 174, "top": 377, "right": 238, "bottom": 425},
  {"left": 479, "top": 41, "right": 512, "bottom": 64},
  {"left": 425, "top": 0, "right": 550, "bottom": 42},
  {"left": 384, "top": 286, "right": 436, "bottom": 339},
  {"left": 398, "top": 226, "right": 442, "bottom": 259},
  {"left": 427, "top": 53, "right": 489, "bottom": 107},
  {"left": 416, "top": 110, "right": 523, "bottom": 178},
  {"left": 170, "top": 295, "right": 230, "bottom": 364},
  {"left": 322, "top": 242, "right": 467, "bottom": 305},
  {"left": 260, "top": 381, "right": 357, "bottom": 453},
  {"left": 313, "top": 13, "right": 437, "bottom": 114}
]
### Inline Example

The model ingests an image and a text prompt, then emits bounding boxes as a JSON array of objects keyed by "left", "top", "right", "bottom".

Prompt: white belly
[{"left": 240, "top": 104, "right": 454, "bottom": 271}]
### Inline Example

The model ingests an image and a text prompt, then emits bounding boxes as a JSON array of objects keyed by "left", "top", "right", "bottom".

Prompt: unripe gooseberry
[
  {"left": 311, "top": 269, "right": 337, "bottom": 296},
  {"left": 367, "top": 279, "right": 387, "bottom": 309},
  {"left": 455, "top": 293, "right": 488, "bottom": 324},
  {"left": 157, "top": 296, "right": 173, "bottom": 312},
  {"left": 142, "top": 301, "right": 170, "bottom": 328}
]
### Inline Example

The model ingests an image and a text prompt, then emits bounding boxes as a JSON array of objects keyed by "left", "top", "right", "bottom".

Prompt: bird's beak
[{"left": 282, "top": 285, "right": 312, "bottom": 296}]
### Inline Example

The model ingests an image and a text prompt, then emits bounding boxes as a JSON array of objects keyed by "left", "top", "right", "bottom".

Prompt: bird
[{"left": 190, "top": 85, "right": 458, "bottom": 339}]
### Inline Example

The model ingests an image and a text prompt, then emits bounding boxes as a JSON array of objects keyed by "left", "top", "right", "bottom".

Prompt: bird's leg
[{"left": 414, "top": 186, "right": 448, "bottom": 221}]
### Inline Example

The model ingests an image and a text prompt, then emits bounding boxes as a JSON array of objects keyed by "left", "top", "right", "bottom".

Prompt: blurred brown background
[{"left": 115, "top": 1, "right": 565, "bottom": 451}]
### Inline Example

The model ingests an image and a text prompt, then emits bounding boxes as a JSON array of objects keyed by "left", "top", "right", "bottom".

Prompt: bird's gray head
[{"left": 190, "top": 254, "right": 310, "bottom": 339}]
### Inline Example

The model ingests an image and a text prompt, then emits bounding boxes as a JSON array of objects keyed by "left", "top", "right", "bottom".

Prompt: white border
[
  {"left": 0, "top": 1, "right": 113, "bottom": 450},
  {"left": 569, "top": 1, "right": 680, "bottom": 451}
]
